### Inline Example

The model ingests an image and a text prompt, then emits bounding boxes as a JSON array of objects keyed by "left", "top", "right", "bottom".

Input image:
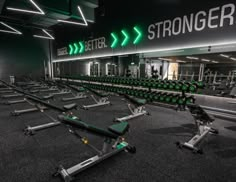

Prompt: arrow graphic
[
  {"left": 121, "top": 30, "right": 129, "bottom": 46},
  {"left": 79, "top": 41, "right": 85, "bottom": 53},
  {"left": 69, "top": 44, "right": 74, "bottom": 55},
  {"left": 111, "top": 33, "right": 118, "bottom": 48},
  {"left": 74, "top": 43, "right": 79, "bottom": 54},
  {"left": 133, "top": 26, "right": 142, "bottom": 44}
]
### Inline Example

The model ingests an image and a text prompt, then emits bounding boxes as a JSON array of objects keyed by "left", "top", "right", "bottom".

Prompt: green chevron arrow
[
  {"left": 111, "top": 33, "right": 118, "bottom": 48},
  {"left": 69, "top": 44, "right": 74, "bottom": 55},
  {"left": 74, "top": 43, "right": 79, "bottom": 54},
  {"left": 121, "top": 30, "right": 129, "bottom": 46},
  {"left": 133, "top": 26, "right": 142, "bottom": 44},
  {"left": 79, "top": 41, "right": 85, "bottom": 53}
]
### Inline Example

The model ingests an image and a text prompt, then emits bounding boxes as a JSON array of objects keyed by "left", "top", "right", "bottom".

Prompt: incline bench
[
  {"left": 82, "top": 87, "right": 111, "bottom": 109},
  {"left": 54, "top": 115, "right": 136, "bottom": 182},
  {"left": 115, "top": 93, "right": 148, "bottom": 122},
  {"left": 176, "top": 104, "right": 218, "bottom": 154}
]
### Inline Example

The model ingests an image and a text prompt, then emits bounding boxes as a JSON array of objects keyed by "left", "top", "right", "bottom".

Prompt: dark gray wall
[{"left": 0, "top": 29, "right": 50, "bottom": 81}]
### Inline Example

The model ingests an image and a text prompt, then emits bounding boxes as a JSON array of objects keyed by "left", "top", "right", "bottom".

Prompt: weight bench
[
  {"left": 176, "top": 104, "right": 218, "bottom": 154},
  {"left": 115, "top": 94, "right": 148, "bottom": 122},
  {"left": 24, "top": 102, "right": 78, "bottom": 135},
  {"left": 50, "top": 89, "right": 72, "bottom": 96},
  {"left": 10, "top": 95, "right": 54, "bottom": 116},
  {"left": 53, "top": 115, "right": 135, "bottom": 182},
  {"left": 62, "top": 87, "right": 87, "bottom": 102},
  {"left": 82, "top": 88, "right": 110, "bottom": 110},
  {"left": 1, "top": 93, "right": 23, "bottom": 99}
]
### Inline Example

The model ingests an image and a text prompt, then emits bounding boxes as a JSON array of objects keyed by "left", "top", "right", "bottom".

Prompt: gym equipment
[
  {"left": 4, "top": 99, "right": 26, "bottom": 105},
  {"left": 176, "top": 104, "right": 218, "bottom": 154},
  {"left": 61, "top": 84, "right": 87, "bottom": 101},
  {"left": 10, "top": 95, "right": 54, "bottom": 116},
  {"left": 1, "top": 93, "right": 23, "bottom": 99},
  {"left": 53, "top": 115, "right": 135, "bottom": 182},
  {"left": 82, "top": 87, "right": 111, "bottom": 110},
  {"left": 24, "top": 95, "right": 78, "bottom": 135},
  {"left": 115, "top": 94, "right": 148, "bottom": 122}
]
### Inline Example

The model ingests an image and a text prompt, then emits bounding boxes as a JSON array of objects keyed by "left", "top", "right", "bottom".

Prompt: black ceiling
[{"left": 0, "top": 0, "right": 98, "bottom": 30}]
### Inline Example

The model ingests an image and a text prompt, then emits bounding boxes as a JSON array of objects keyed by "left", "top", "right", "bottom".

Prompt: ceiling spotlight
[
  {"left": 57, "top": 6, "right": 88, "bottom": 26},
  {"left": 131, "top": 62, "right": 135, "bottom": 65},
  {"left": 33, "top": 29, "right": 54, "bottom": 40},
  {"left": 201, "top": 58, "right": 210, "bottom": 62},
  {"left": 6, "top": 0, "right": 45, "bottom": 15},
  {"left": 0, "top": 22, "right": 22, "bottom": 35},
  {"left": 220, "top": 54, "right": 230, "bottom": 58},
  {"left": 186, "top": 56, "right": 199, "bottom": 60}
]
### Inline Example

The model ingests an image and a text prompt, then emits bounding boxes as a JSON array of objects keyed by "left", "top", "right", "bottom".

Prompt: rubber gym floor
[{"left": 0, "top": 94, "right": 236, "bottom": 182}]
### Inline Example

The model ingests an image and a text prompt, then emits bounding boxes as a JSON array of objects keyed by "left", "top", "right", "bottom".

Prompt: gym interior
[{"left": 0, "top": 0, "right": 236, "bottom": 182}]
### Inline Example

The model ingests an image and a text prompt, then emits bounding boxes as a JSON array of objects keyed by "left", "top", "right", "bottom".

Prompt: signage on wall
[
  {"left": 55, "top": 2, "right": 236, "bottom": 61},
  {"left": 57, "top": 25, "right": 144, "bottom": 56},
  {"left": 67, "top": 37, "right": 107, "bottom": 56},
  {"left": 148, "top": 3, "right": 235, "bottom": 40}
]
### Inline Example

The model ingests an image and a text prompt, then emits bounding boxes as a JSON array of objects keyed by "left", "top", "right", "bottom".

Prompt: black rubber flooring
[{"left": 0, "top": 94, "right": 236, "bottom": 182}]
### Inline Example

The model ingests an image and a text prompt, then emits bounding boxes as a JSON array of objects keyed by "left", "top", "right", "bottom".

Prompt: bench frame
[
  {"left": 54, "top": 129, "right": 130, "bottom": 182},
  {"left": 176, "top": 105, "right": 218, "bottom": 153},
  {"left": 82, "top": 95, "right": 110, "bottom": 110}
]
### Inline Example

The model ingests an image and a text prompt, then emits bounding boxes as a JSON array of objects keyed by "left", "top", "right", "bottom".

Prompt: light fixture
[
  {"left": 176, "top": 60, "right": 186, "bottom": 63},
  {"left": 230, "top": 57, "right": 236, "bottom": 61},
  {"left": 57, "top": 6, "right": 88, "bottom": 26},
  {"left": 220, "top": 54, "right": 230, "bottom": 58},
  {"left": 131, "top": 62, "right": 135, "bottom": 65},
  {"left": 33, "top": 29, "right": 54, "bottom": 40},
  {"left": 52, "top": 40, "right": 236, "bottom": 63},
  {"left": 158, "top": 57, "right": 172, "bottom": 61},
  {"left": 211, "top": 60, "right": 219, "bottom": 63},
  {"left": 0, "top": 22, "right": 22, "bottom": 35},
  {"left": 6, "top": 0, "right": 45, "bottom": 15},
  {"left": 201, "top": 58, "right": 210, "bottom": 62},
  {"left": 186, "top": 56, "right": 199, "bottom": 60}
]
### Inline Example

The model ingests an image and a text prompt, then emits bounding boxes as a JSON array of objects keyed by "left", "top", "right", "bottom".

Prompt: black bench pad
[
  {"left": 187, "top": 103, "right": 214, "bottom": 123},
  {"left": 58, "top": 115, "right": 128, "bottom": 139},
  {"left": 63, "top": 103, "right": 77, "bottom": 111}
]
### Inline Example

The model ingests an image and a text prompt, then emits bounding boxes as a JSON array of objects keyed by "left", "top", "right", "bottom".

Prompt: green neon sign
[
  {"left": 79, "top": 41, "right": 85, "bottom": 53},
  {"left": 74, "top": 43, "right": 79, "bottom": 54},
  {"left": 121, "top": 30, "right": 129, "bottom": 46},
  {"left": 133, "top": 26, "right": 142, "bottom": 44},
  {"left": 111, "top": 32, "right": 118, "bottom": 48},
  {"left": 69, "top": 44, "right": 74, "bottom": 55}
]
